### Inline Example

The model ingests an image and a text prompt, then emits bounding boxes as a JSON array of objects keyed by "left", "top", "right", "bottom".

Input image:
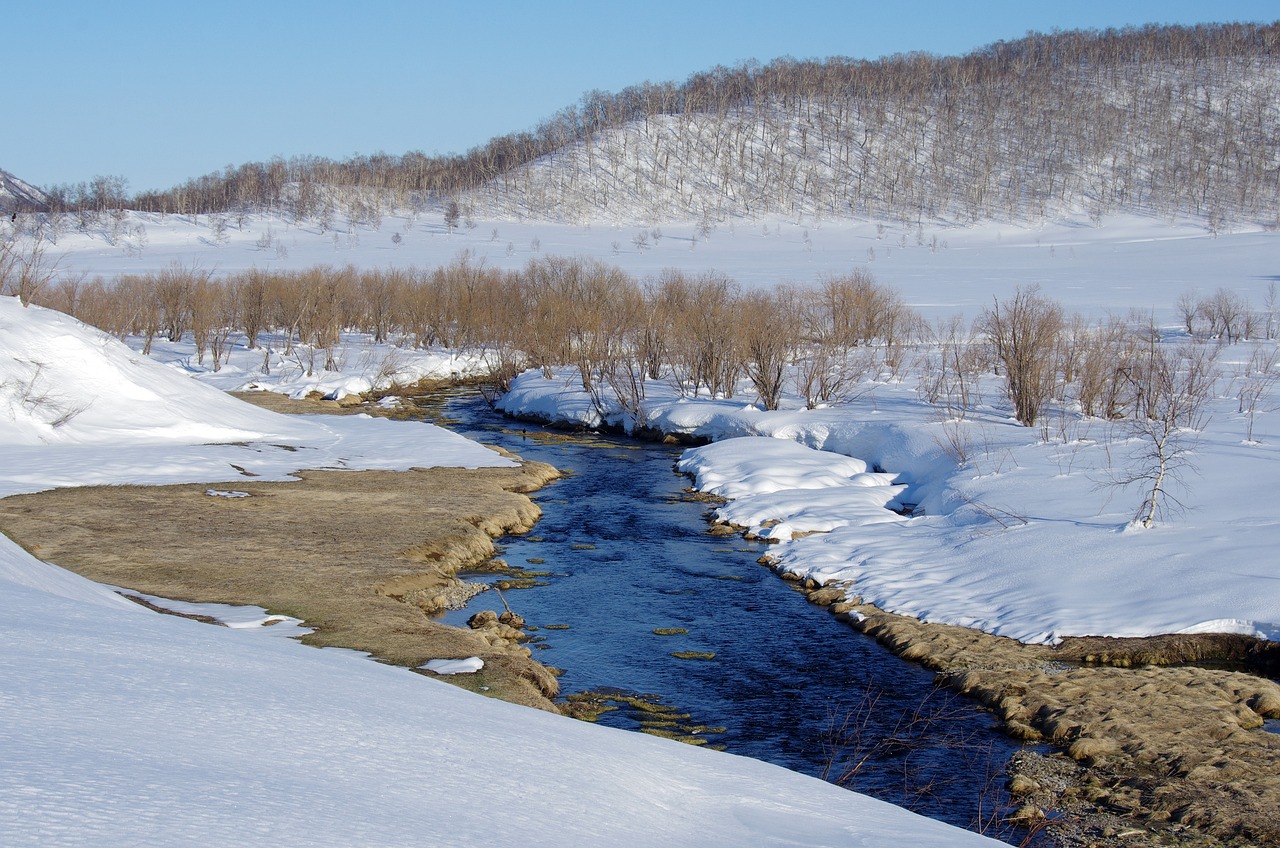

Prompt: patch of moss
[
  {"left": 560, "top": 689, "right": 727, "bottom": 748},
  {"left": 494, "top": 578, "right": 547, "bottom": 590},
  {"left": 640, "top": 728, "right": 710, "bottom": 745},
  {"left": 465, "top": 561, "right": 549, "bottom": 579},
  {"left": 560, "top": 694, "right": 620, "bottom": 722},
  {"left": 671, "top": 651, "right": 716, "bottom": 661}
]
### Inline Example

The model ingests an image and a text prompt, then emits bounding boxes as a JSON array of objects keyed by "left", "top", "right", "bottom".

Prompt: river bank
[
  {"left": 0, "top": 391, "right": 564, "bottom": 710},
  {"left": 488, "top": 384, "right": 1280, "bottom": 848},
  {"left": 774, "top": 570, "right": 1280, "bottom": 847}
]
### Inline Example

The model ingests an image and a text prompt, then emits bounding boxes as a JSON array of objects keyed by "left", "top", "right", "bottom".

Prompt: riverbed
[{"left": 423, "top": 389, "right": 1028, "bottom": 840}]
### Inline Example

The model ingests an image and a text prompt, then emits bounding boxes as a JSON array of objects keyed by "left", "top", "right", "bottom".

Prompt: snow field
[{"left": 0, "top": 295, "right": 1008, "bottom": 846}]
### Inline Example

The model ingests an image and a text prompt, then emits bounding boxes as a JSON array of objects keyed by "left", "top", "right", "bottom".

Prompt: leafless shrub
[
  {"left": 1070, "top": 314, "right": 1142, "bottom": 420},
  {"left": 1104, "top": 339, "right": 1219, "bottom": 528},
  {"left": 1, "top": 359, "right": 89, "bottom": 428},
  {"left": 1235, "top": 343, "right": 1280, "bottom": 443},
  {"left": 1, "top": 232, "right": 60, "bottom": 307},
  {"left": 739, "top": 288, "right": 799, "bottom": 410},
  {"left": 917, "top": 315, "right": 982, "bottom": 419},
  {"left": 821, "top": 684, "right": 1005, "bottom": 824},
  {"left": 978, "top": 286, "right": 1064, "bottom": 427},
  {"left": 935, "top": 419, "right": 973, "bottom": 467}
]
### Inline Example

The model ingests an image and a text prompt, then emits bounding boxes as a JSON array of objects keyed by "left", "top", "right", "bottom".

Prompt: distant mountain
[{"left": 0, "top": 169, "right": 49, "bottom": 213}]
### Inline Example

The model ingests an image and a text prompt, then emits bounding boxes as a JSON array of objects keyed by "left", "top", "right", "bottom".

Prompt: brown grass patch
[
  {"left": 0, "top": 459, "right": 564, "bottom": 711},
  {"left": 816, "top": 590, "right": 1280, "bottom": 846}
]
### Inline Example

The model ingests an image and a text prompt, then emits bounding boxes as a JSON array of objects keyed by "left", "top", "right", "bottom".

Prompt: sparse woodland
[{"left": 24, "top": 22, "right": 1280, "bottom": 233}]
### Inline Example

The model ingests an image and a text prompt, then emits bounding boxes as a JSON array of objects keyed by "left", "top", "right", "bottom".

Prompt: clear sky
[{"left": 6, "top": 0, "right": 1277, "bottom": 194}]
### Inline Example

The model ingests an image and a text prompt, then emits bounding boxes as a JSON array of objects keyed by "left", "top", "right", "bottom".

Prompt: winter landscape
[{"left": 5, "top": 17, "right": 1280, "bottom": 848}]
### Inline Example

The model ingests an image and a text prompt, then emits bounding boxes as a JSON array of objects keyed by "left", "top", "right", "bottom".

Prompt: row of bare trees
[
  {"left": 21, "top": 246, "right": 1275, "bottom": 524},
  {"left": 30, "top": 252, "right": 1265, "bottom": 431},
  {"left": 29, "top": 257, "right": 917, "bottom": 412}
]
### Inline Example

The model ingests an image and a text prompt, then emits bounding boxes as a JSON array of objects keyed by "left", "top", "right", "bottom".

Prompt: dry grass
[
  {"left": 0, "top": 454, "right": 564, "bottom": 710},
  {"left": 806, "top": 585, "right": 1280, "bottom": 847}
]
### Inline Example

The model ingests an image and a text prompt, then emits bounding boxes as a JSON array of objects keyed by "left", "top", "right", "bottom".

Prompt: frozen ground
[{"left": 0, "top": 295, "right": 1008, "bottom": 846}]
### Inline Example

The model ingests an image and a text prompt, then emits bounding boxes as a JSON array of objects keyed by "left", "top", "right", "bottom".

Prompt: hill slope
[
  {"left": 0, "top": 168, "right": 49, "bottom": 213},
  {"left": 115, "top": 22, "right": 1280, "bottom": 229}
]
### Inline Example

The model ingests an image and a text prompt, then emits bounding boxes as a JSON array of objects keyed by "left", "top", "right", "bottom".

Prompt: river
[{"left": 422, "top": 389, "right": 1030, "bottom": 842}]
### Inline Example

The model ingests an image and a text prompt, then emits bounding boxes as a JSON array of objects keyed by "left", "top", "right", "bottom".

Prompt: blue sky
[{"left": 7, "top": 0, "right": 1277, "bottom": 193}]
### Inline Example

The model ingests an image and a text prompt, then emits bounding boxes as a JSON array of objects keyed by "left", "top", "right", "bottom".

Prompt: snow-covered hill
[
  {"left": 0, "top": 168, "right": 49, "bottom": 213},
  {"left": 0, "top": 296, "right": 513, "bottom": 496},
  {"left": 465, "top": 55, "right": 1280, "bottom": 227},
  {"left": 111, "top": 25, "right": 1280, "bottom": 230}
]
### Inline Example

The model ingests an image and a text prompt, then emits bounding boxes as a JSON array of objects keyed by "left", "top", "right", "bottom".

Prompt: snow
[
  {"left": 32, "top": 209, "right": 1280, "bottom": 325},
  {"left": 8, "top": 204, "right": 1280, "bottom": 845},
  {"left": 0, "top": 293, "right": 1007, "bottom": 846},
  {"left": 510, "top": 365, "right": 1280, "bottom": 646},
  {"left": 0, "top": 298, "right": 514, "bottom": 498},
  {"left": 675, "top": 437, "right": 907, "bottom": 542},
  {"left": 422, "top": 656, "right": 485, "bottom": 674}
]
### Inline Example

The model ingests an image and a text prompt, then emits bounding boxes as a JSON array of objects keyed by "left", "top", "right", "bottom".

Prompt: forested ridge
[{"left": 39, "top": 22, "right": 1280, "bottom": 227}]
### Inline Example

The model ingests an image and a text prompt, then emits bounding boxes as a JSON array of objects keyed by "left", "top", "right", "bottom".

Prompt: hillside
[
  {"left": 90, "top": 21, "right": 1280, "bottom": 229},
  {"left": 470, "top": 50, "right": 1280, "bottom": 227},
  {"left": 0, "top": 168, "right": 48, "bottom": 214}
]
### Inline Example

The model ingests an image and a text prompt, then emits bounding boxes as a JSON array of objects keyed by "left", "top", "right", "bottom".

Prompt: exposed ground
[
  {"left": 0, "top": 393, "right": 563, "bottom": 710},
  {"left": 794, "top": 575, "right": 1280, "bottom": 848}
]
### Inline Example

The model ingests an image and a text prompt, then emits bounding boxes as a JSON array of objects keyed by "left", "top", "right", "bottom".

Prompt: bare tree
[
  {"left": 739, "top": 288, "right": 800, "bottom": 411},
  {"left": 1, "top": 232, "right": 59, "bottom": 307},
  {"left": 1236, "top": 343, "right": 1280, "bottom": 443},
  {"left": 917, "top": 315, "right": 983, "bottom": 420},
  {"left": 1109, "top": 339, "right": 1219, "bottom": 528},
  {"left": 443, "top": 200, "right": 461, "bottom": 233},
  {"left": 978, "top": 286, "right": 1064, "bottom": 427}
]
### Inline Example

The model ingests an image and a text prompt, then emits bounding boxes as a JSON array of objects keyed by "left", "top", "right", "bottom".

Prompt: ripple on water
[{"left": 414, "top": 391, "right": 1029, "bottom": 841}]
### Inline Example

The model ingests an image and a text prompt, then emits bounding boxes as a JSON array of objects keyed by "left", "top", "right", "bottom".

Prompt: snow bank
[
  {"left": 676, "top": 437, "right": 907, "bottom": 541},
  {"left": 0, "top": 295, "right": 1008, "bottom": 845},
  {"left": 504, "top": 365, "right": 1280, "bottom": 646},
  {"left": 0, "top": 297, "right": 514, "bottom": 498},
  {"left": 0, "top": 490, "right": 1005, "bottom": 848}
]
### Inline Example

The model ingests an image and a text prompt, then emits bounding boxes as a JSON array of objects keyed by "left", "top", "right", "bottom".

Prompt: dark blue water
[{"left": 424, "top": 390, "right": 1027, "bottom": 841}]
